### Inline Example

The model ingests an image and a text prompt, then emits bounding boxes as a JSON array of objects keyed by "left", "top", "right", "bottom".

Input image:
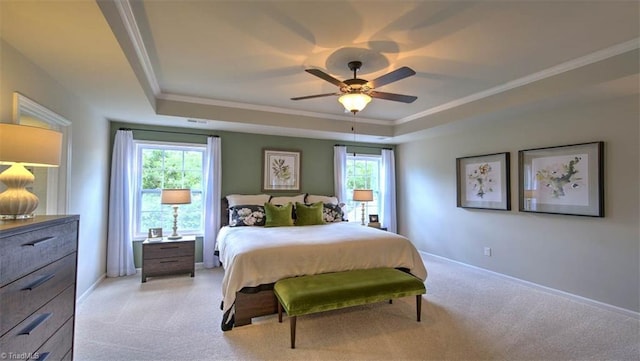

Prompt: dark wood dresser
[{"left": 0, "top": 215, "right": 79, "bottom": 361}]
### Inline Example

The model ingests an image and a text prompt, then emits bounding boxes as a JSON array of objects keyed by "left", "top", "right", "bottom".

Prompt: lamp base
[
  {"left": 167, "top": 235, "right": 182, "bottom": 240},
  {"left": 0, "top": 163, "right": 39, "bottom": 218}
]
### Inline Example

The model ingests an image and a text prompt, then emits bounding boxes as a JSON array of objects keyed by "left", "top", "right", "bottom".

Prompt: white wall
[
  {"left": 397, "top": 95, "right": 639, "bottom": 312},
  {"left": 0, "top": 40, "right": 110, "bottom": 299}
]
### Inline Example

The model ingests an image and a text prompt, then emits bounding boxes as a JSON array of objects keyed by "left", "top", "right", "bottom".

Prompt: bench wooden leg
[
  {"left": 416, "top": 295, "right": 422, "bottom": 322},
  {"left": 290, "top": 316, "right": 297, "bottom": 349},
  {"left": 278, "top": 301, "right": 283, "bottom": 323}
]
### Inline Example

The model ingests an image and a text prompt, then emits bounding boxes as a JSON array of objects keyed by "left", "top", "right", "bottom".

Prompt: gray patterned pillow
[
  {"left": 229, "top": 205, "right": 266, "bottom": 226},
  {"left": 322, "top": 203, "right": 346, "bottom": 223}
]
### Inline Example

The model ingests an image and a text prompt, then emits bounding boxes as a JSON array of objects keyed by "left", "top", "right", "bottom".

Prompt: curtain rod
[
  {"left": 119, "top": 127, "right": 219, "bottom": 137},
  {"left": 334, "top": 143, "right": 393, "bottom": 150}
]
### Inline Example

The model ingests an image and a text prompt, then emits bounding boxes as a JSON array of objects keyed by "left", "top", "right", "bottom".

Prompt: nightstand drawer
[
  {"left": 0, "top": 285, "right": 74, "bottom": 355},
  {"left": 143, "top": 241, "right": 194, "bottom": 259},
  {"left": 143, "top": 256, "right": 194, "bottom": 275},
  {"left": 0, "top": 253, "right": 76, "bottom": 336},
  {"left": 0, "top": 221, "right": 78, "bottom": 286}
]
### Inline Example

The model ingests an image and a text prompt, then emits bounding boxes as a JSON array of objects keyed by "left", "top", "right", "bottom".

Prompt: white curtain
[
  {"left": 381, "top": 148, "right": 397, "bottom": 233},
  {"left": 203, "top": 136, "right": 221, "bottom": 268},
  {"left": 106, "top": 130, "right": 136, "bottom": 277},
  {"left": 333, "top": 145, "right": 347, "bottom": 204}
]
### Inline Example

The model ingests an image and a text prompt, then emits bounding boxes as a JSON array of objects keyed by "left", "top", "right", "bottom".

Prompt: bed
[{"left": 216, "top": 195, "right": 428, "bottom": 331}]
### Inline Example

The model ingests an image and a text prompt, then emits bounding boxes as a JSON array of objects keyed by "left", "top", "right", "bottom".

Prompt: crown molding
[
  {"left": 116, "top": 0, "right": 161, "bottom": 96},
  {"left": 396, "top": 38, "right": 640, "bottom": 125},
  {"left": 157, "top": 93, "right": 391, "bottom": 125}
]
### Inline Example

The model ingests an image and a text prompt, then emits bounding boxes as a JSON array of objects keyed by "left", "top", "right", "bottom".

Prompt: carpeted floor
[{"left": 74, "top": 254, "right": 639, "bottom": 360}]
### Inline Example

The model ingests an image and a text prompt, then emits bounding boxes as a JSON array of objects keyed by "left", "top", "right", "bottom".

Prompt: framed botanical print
[
  {"left": 262, "top": 149, "right": 301, "bottom": 192},
  {"left": 519, "top": 141, "right": 604, "bottom": 217},
  {"left": 456, "top": 152, "right": 511, "bottom": 210}
]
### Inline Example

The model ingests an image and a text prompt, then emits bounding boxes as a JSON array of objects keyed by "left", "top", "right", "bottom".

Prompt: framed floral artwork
[
  {"left": 519, "top": 141, "right": 604, "bottom": 217},
  {"left": 456, "top": 152, "right": 511, "bottom": 210},
  {"left": 262, "top": 149, "right": 301, "bottom": 192}
]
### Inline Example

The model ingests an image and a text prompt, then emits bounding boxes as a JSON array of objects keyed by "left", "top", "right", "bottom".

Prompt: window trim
[
  {"left": 133, "top": 140, "right": 206, "bottom": 239},
  {"left": 345, "top": 153, "right": 382, "bottom": 223}
]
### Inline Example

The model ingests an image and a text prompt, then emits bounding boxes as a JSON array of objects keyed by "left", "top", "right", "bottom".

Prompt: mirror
[{"left": 12, "top": 92, "right": 71, "bottom": 215}]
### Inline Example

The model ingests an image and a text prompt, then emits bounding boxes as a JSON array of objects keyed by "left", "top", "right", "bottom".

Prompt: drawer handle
[
  {"left": 22, "top": 236, "right": 56, "bottom": 247},
  {"left": 160, "top": 246, "right": 180, "bottom": 249},
  {"left": 18, "top": 313, "right": 51, "bottom": 335},
  {"left": 22, "top": 273, "right": 56, "bottom": 291},
  {"left": 160, "top": 260, "right": 179, "bottom": 263}
]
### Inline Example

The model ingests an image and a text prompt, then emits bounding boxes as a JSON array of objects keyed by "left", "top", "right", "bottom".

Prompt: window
[
  {"left": 345, "top": 154, "right": 381, "bottom": 223},
  {"left": 135, "top": 141, "right": 205, "bottom": 238}
]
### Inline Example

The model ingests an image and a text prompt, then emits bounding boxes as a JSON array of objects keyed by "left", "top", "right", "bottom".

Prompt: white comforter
[{"left": 217, "top": 222, "right": 427, "bottom": 320}]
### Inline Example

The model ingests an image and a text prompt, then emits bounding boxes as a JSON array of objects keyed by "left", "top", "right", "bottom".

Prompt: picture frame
[
  {"left": 262, "top": 149, "right": 301, "bottom": 192},
  {"left": 369, "top": 214, "right": 379, "bottom": 223},
  {"left": 456, "top": 152, "right": 511, "bottom": 210},
  {"left": 519, "top": 141, "right": 604, "bottom": 217},
  {"left": 147, "top": 227, "right": 163, "bottom": 239}
]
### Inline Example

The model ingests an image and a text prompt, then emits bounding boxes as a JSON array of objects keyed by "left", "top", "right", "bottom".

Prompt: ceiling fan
[{"left": 291, "top": 61, "right": 417, "bottom": 114}]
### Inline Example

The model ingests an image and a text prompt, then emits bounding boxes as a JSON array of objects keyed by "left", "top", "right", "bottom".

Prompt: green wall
[
  {"left": 110, "top": 121, "right": 390, "bottom": 196},
  {"left": 109, "top": 121, "right": 393, "bottom": 267}
]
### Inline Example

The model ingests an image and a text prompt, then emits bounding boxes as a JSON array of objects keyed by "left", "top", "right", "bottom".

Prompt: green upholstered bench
[{"left": 274, "top": 267, "right": 426, "bottom": 349}]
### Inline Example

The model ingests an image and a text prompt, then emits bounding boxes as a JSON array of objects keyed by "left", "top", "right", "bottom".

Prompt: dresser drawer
[
  {"left": 143, "top": 240, "right": 194, "bottom": 260},
  {"left": 29, "top": 317, "right": 74, "bottom": 361},
  {"left": 0, "top": 285, "right": 75, "bottom": 355},
  {"left": 0, "top": 221, "right": 78, "bottom": 285},
  {"left": 0, "top": 253, "right": 76, "bottom": 336}
]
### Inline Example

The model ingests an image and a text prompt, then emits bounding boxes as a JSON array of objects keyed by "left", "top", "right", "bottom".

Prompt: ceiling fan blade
[
  {"left": 368, "top": 67, "right": 416, "bottom": 89},
  {"left": 305, "top": 69, "right": 346, "bottom": 87},
  {"left": 370, "top": 91, "right": 417, "bottom": 103},
  {"left": 291, "top": 92, "right": 339, "bottom": 101}
]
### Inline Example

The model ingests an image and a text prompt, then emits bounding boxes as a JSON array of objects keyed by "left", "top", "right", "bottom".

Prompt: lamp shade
[
  {"left": 353, "top": 189, "right": 373, "bottom": 202},
  {"left": 338, "top": 93, "right": 372, "bottom": 114},
  {"left": 161, "top": 189, "right": 192, "bottom": 205},
  {"left": 0, "top": 123, "right": 62, "bottom": 166}
]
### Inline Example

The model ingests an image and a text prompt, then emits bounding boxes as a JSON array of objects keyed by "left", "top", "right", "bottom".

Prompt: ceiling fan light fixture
[{"left": 338, "top": 93, "right": 372, "bottom": 114}]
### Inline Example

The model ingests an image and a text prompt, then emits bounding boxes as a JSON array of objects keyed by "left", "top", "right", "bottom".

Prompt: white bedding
[{"left": 217, "top": 222, "right": 427, "bottom": 325}]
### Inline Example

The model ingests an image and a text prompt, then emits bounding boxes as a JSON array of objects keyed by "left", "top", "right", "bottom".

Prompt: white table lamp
[
  {"left": 0, "top": 124, "right": 62, "bottom": 219},
  {"left": 161, "top": 188, "right": 191, "bottom": 239},
  {"left": 353, "top": 189, "right": 373, "bottom": 226}
]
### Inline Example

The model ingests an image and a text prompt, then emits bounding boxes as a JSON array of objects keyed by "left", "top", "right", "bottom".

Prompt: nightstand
[{"left": 142, "top": 236, "right": 195, "bottom": 283}]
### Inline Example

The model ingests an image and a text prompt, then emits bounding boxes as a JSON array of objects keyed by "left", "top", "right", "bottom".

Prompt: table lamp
[
  {"left": 0, "top": 124, "right": 62, "bottom": 219},
  {"left": 161, "top": 188, "right": 191, "bottom": 239},
  {"left": 353, "top": 189, "right": 373, "bottom": 225}
]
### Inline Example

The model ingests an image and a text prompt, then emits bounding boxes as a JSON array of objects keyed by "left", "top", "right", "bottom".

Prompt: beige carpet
[{"left": 74, "top": 254, "right": 639, "bottom": 360}]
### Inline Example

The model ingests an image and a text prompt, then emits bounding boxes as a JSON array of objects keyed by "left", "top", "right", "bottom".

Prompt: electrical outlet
[{"left": 484, "top": 247, "right": 492, "bottom": 257}]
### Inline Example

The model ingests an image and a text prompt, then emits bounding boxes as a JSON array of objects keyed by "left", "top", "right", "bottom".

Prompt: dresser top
[{"left": 0, "top": 215, "right": 79, "bottom": 237}]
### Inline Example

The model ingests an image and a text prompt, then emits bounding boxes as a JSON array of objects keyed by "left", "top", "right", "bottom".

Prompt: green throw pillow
[
  {"left": 295, "top": 201, "right": 325, "bottom": 226},
  {"left": 264, "top": 202, "right": 294, "bottom": 227}
]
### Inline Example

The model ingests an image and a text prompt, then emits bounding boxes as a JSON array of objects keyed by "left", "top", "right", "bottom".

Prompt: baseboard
[
  {"left": 77, "top": 263, "right": 210, "bottom": 305},
  {"left": 76, "top": 272, "right": 106, "bottom": 306},
  {"left": 421, "top": 251, "right": 640, "bottom": 320}
]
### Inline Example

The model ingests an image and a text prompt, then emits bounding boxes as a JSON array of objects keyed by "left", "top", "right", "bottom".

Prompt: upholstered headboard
[
  {"left": 220, "top": 197, "right": 229, "bottom": 227},
  {"left": 220, "top": 193, "right": 347, "bottom": 228}
]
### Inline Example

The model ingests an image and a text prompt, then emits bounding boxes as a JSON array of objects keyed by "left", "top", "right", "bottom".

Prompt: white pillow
[
  {"left": 226, "top": 194, "right": 271, "bottom": 207},
  {"left": 270, "top": 194, "right": 306, "bottom": 206},
  {"left": 306, "top": 194, "right": 339, "bottom": 205}
]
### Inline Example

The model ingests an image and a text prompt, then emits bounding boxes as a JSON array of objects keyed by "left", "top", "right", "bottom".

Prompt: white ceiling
[{"left": 1, "top": 1, "right": 638, "bottom": 143}]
